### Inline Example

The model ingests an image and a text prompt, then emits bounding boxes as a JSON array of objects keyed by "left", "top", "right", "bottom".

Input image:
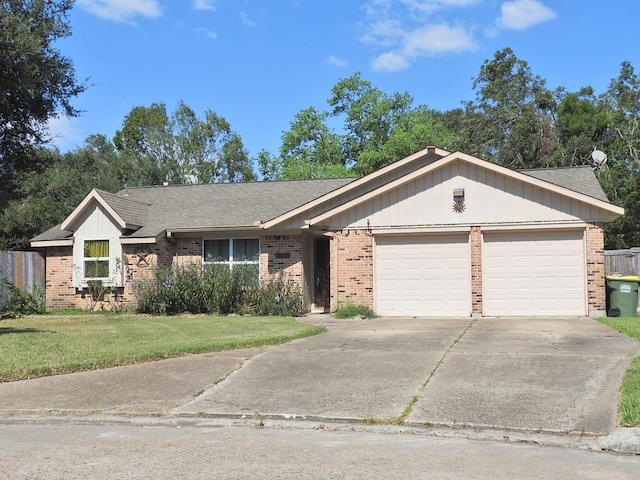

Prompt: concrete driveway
[
  {"left": 177, "top": 316, "right": 640, "bottom": 434},
  {"left": 1, "top": 316, "right": 639, "bottom": 435}
]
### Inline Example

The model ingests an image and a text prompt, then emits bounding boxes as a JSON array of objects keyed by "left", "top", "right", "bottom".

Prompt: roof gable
[
  {"left": 262, "top": 145, "right": 449, "bottom": 229},
  {"left": 307, "top": 151, "right": 624, "bottom": 226},
  {"left": 60, "top": 189, "right": 149, "bottom": 232}
]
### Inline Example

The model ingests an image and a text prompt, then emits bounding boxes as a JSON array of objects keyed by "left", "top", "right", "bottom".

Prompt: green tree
[
  {"left": 598, "top": 62, "right": 640, "bottom": 248},
  {"left": 328, "top": 72, "right": 414, "bottom": 174},
  {"left": 0, "top": 137, "right": 125, "bottom": 249},
  {"left": 461, "top": 48, "right": 557, "bottom": 168},
  {"left": 0, "top": 0, "right": 86, "bottom": 197},
  {"left": 554, "top": 87, "right": 609, "bottom": 165},
  {"left": 113, "top": 101, "right": 255, "bottom": 185},
  {"left": 266, "top": 73, "right": 457, "bottom": 180}
]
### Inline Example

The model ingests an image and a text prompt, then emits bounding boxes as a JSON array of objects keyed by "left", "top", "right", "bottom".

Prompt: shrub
[
  {"left": 1, "top": 279, "right": 46, "bottom": 317},
  {"left": 248, "top": 271, "right": 306, "bottom": 317},
  {"left": 333, "top": 304, "right": 376, "bottom": 319},
  {"left": 134, "top": 263, "right": 304, "bottom": 316}
]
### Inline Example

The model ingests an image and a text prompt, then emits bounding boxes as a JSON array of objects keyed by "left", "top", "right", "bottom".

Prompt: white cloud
[
  {"left": 195, "top": 27, "right": 218, "bottom": 39},
  {"left": 240, "top": 12, "right": 256, "bottom": 27},
  {"left": 372, "top": 51, "right": 410, "bottom": 72},
  {"left": 46, "top": 114, "right": 82, "bottom": 149},
  {"left": 400, "top": 0, "right": 480, "bottom": 14},
  {"left": 360, "top": 19, "right": 405, "bottom": 47},
  {"left": 498, "top": 0, "right": 556, "bottom": 30},
  {"left": 372, "top": 23, "right": 477, "bottom": 72},
  {"left": 404, "top": 23, "right": 476, "bottom": 55},
  {"left": 193, "top": 0, "right": 216, "bottom": 11},
  {"left": 78, "top": 0, "right": 162, "bottom": 23},
  {"left": 327, "top": 55, "right": 348, "bottom": 67}
]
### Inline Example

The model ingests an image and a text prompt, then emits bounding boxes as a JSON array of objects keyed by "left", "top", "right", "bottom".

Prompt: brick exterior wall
[
  {"left": 44, "top": 246, "right": 78, "bottom": 310},
  {"left": 259, "top": 235, "right": 303, "bottom": 288},
  {"left": 470, "top": 226, "right": 483, "bottom": 315},
  {"left": 586, "top": 222, "right": 606, "bottom": 315},
  {"left": 331, "top": 230, "right": 373, "bottom": 310}
]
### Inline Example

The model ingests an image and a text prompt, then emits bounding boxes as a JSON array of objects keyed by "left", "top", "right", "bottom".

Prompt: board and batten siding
[
  {"left": 70, "top": 203, "right": 124, "bottom": 288},
  {"left": 327, "top": 160, "right": 603, "bottom": 230}
]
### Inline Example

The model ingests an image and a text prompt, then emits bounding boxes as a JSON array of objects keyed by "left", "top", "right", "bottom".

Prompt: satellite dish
[{"left": 592, "top": 149, "right": 607, "bottom": 167}]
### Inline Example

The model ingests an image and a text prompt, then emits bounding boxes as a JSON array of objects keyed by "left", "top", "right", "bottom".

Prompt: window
[
  {"left": 203, "top": 238, "right": 259, "bottom": 267},
  {"left": 84, "top": 240, "right": 110, "bottom": 279}
]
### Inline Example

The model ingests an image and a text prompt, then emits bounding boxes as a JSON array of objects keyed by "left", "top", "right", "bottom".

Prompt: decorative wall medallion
[
  {"left": 134, "top": 247, "right": 151, "bottom": 267},
  {"left": 452, "top": 199, "right": 466, "bottom": 213}
]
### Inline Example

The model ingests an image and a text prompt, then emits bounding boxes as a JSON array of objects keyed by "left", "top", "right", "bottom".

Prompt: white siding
[
  {"left": 329, "top": 160, "right": 601, "bottom": 230},
  {"left": 375, "top": 234, "right": 471, "bottom": 316},
  {"left": 71, "top": 204, "right": 124, "bottom": 287},
  {"left": 482, "top": 230, "right": 587, "bottom": 316}
]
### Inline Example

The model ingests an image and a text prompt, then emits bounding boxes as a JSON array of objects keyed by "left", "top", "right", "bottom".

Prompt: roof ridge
[
  {"left": 120, "top": 177, "right": 358, "bottom": 192},
  {"left": 519, "top": 165, "right": 592, "bottom": 172}
]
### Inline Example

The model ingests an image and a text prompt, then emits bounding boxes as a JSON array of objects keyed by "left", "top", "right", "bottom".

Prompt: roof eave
[
  {"left": 61, "top": 189, "right": 127, "bottom": 231},
  {"left": 307, "top": 151, "right": 625, "bottom": 225},
  {"left": 166, "top": 224, "right": 262, "bottom": 238},
  {"left": 31, "top": 239, "right": 74, "bottom": 248},
  {"left": 262, "top": 146, "right": 450, "bottom": 229}
]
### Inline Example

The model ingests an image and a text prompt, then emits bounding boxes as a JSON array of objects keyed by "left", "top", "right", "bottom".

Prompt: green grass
[
  {"left": 597, "top": 316, "right": 640, "bottom": 426},
  {"left": 0, "top": 314, "right": 325, "bottom": 382}
]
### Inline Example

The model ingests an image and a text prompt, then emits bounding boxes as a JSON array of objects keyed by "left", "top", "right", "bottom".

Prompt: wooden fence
[
  {"left": 604, "top": 248, "right": 640, "bottom": 276},
  {"left": 0, "top": 251, "right": 46, "bottom": 307}
]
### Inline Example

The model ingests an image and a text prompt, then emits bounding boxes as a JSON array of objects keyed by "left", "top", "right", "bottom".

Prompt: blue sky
[{"left": 49, "top": 0, "right": 639, "bottom": 161}]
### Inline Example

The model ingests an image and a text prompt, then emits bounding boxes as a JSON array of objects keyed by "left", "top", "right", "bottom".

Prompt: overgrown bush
[
  {"left": 133, "top": 263, "right": 303, "bottom": 316},
  {"left": 1, "top": 279, "right": 46, "bottom": 317},
  {"left": 248, "top": 271, "right": 306, "bottom": 317},
  {"left": 333, "top": 304, "right": 377, "bottom": 319}
]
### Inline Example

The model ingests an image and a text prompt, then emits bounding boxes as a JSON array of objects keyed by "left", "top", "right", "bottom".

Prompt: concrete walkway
[{"left": 0, "top": 316, "right": 638, "bottom": 439}]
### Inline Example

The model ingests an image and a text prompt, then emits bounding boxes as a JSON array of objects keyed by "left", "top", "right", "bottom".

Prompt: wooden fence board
[{"left": 0, "top": 251, "right": 46, "bottom": 307}]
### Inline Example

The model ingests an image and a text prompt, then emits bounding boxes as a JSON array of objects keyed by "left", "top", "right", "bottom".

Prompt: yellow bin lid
[{"left": 606, "top": 275, "right": 640, "bottom": 281}]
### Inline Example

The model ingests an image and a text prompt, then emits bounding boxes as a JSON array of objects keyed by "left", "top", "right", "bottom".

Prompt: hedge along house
[{"left": 31, "top": 147, "right": 623, "bottom": 317}]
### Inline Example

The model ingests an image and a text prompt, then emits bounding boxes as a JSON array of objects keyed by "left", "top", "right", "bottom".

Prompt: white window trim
[
  {"left": 83, "top": 238, "right": 111, "bottom": 281},
  {"left": 203, "top": 238, "right": 260, "bottom": 269}
]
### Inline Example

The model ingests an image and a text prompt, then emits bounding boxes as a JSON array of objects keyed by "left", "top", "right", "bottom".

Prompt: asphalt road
[{"left": 1, "top": 422, "right": 640, "bottom": 480}]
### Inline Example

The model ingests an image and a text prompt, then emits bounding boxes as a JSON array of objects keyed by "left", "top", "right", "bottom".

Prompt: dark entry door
[{"left": 314, "top": 238, "right": 330, "bottom": 310}]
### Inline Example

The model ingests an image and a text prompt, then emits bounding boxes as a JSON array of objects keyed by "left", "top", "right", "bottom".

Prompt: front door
[{"left": 314, "top": 238, "right": 330, "bottom": 311}]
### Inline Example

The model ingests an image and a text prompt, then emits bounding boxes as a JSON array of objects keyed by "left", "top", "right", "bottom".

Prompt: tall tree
[
  {"left": 0, "top": 0, "right": 86, "bottom": 194},
  {"left": 598, "top": 62, "right": 640, "bottom": 248},
  {"left": 113, "top": 101, "right": 255, "bottom": 185},
  {"left": 460, "top": 48, "right": 557, "bottom": 168},
  {"left": 0, "top": 137, "right": 125, "bottom": 249},
  {"left": 266, "top": 73, "right": 457, "bottom": 180}
]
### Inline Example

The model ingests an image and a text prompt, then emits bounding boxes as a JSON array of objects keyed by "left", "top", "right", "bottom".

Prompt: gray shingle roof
[
  {"left": 33, "top": 178, "right": 356, "bottom": 242},
  {"left": 519, "top": 166, "right": 609, "bottom": 202},
  {"left": 31, "top": 224, "right": 73, "bottom": 242},
  {"left": 31, "top": 163, "right": 614, "bottom": 244},
  {"left": 95, "top": 189, "right": 150, "bottom": 228},
  {"left": 117, "top": 178, "right": 356, "bottom": 238}
]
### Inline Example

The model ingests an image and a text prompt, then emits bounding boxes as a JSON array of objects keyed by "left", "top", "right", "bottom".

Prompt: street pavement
[
  {"left": 2, "top": 422, "right": 640, "bottom": 479},
  {"left": 1, "top": 315, "right": 640, "bottom": 456}
]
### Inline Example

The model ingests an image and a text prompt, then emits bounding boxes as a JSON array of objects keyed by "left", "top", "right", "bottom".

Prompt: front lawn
[
  {"left": 597, "top": 316, "right": 640, "bottom": 426},
  {"left": 0, "top": 314, "right": 325, "bottom": 382}
]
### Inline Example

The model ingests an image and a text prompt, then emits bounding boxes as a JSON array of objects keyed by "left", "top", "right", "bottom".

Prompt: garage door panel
[
  {"left": 375, "top": 234, "right": 470, "bottom": 317},
  {"left": 483, "top": 231, "right": 586, "bottom": 316}
]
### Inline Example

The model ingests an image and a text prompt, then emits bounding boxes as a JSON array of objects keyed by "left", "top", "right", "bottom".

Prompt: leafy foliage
[
  {"left": 260, "top": 72, "right": 458, "bottom": 180},
  {"left": 333, "top": 304, "right": 377, "bottom": 319},
  {"left": 0, "top": 0, "right": 86, "bottom": 204},
  {"left": 134, "top": 263, "right": 304, "bottom": 316},
  {"left": 1, "top": 279, "right": 45, "bottom": 317},
  {"left": 113, "top": 101, "right": 256, "bottom": 185}
]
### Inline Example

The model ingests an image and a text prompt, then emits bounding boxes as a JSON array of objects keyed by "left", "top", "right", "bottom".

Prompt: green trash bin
[{"left": 606, "top": 276, "right": 640, "bottom": 317}]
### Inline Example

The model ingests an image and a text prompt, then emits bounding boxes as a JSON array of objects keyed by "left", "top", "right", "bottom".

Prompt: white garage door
[
  {"left": 483, "top": 230, "right": 586, "bottom": 316},
  {"left": 375, "top": 234, "right": 470, "bottom": 316}
]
